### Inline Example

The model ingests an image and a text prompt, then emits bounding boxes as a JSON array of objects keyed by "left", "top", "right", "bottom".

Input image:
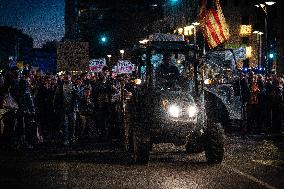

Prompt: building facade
[
  {"left": 65, "top": 0, "right": 164, "bottom": 58},
  {"left": 160, "top": 0, "right": 284, "bottom": 70},
  {"left": 163, "top": 0, "right": 199, "bottom": 31},
  {"left": 221, "top": 0, "right": 259, "bottom": 68},
  {"left": 222, "top": 0, "right": 282, "bottom": 72},
  {"left": 0, "top": 26, "right": 33, "bottom": 69},
  {"left": 23, "top": 41, "right": 58, "bottom": 74},
  {"left": 23, "top": 49, "right": 57, "bottom": 74}
]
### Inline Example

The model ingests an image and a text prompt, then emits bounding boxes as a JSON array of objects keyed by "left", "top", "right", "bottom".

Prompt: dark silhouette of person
[{"left": 156, "top": 54, "right": 179, "bottom": 88}]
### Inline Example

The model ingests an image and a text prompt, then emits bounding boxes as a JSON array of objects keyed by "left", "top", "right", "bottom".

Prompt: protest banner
[
  {"left": 89, "top": 58, "right": 107, "bottom": 72},
  {"left": 116, "top": 60, "right": 135, "bottom": 74}
]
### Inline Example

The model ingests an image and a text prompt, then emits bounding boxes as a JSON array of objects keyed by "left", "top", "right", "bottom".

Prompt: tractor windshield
[{"left": 151, "top": 53, "right": 195, "bottom": 92}]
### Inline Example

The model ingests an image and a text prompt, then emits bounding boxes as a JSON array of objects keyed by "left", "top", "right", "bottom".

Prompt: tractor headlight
[
  {"left": 168, "top": 104, "right": 181, "bottom": 118},
  {"left": 188, "top": 106, "right": 197, "bottom": 118}
]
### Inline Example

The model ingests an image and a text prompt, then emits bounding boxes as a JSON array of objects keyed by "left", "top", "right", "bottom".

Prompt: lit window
[
  {"left": 246, "top": 46, "right": 252, "bottom": 58},
  {"left": 183, "top": 25, "right": 194, "bottom": 36},
  {"left": 240, "top": 25, "right": 252, "bottom": 36}
]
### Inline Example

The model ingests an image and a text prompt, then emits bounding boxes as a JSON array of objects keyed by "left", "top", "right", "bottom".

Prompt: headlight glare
[
  {"left": 188, "top": 106, "right": 197, "bottom": 117},
  {"left": 168, "top": 104, "right": 181, "bottom": 118}
]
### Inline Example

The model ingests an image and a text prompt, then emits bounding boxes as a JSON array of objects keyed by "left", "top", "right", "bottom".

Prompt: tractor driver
[{"left": 156, "top": 54, "right": 179, "bottom": 88}]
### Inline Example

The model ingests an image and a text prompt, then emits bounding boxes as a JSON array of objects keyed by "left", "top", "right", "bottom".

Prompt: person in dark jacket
[
  {"left": 0, "top": 68, "right": 19, "bottom": 149},
  {"left": 92, "top": 67, "right": 115, "bottom": 141},
  {"left": 270, "top": 77, "right": 283, "bottom": 135},
  {"left": 156, "top": 54, "right": 180, "bottom": 89},
  {"left": 35, "top": 77, "right": 55, "bottom": 141},
  {"left": 256, "top": 75, "right": 266, "bottom": 132},
  {"left": 53, "top": 72, "right": 79, "bottom": 146},
  {"left": 78, "top": 87, "right": 94, "bottom": 139},
  {"left": 17, "top": 70, "right": 36, "bottom": 148}
]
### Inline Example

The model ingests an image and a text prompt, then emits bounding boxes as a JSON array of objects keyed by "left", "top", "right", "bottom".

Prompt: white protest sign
[
  {"left": 116, "top": 60, "right": 135, "bottom": 74},
  {"left": 89, "top": 58, "right": 107, "bottom": 72}
]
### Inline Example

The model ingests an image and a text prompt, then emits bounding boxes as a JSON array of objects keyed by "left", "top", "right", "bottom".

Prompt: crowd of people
[
  {"left": 240, "top": 73, "right": 284, "bottom": 135},
  {"left": 0, "top": 64, "right": 283, "bottom": 151},
  {"left": 0, "top": 66, "right": 133, "bottom": 150}
]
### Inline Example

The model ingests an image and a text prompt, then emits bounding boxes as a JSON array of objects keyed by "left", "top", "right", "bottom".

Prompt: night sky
[{"left": 0, "top": 0, "right": 64, "bottom": 48}]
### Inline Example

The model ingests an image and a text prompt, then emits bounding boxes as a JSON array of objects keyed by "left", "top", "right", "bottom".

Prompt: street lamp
[
  {"left": 120, "top": 49, "right": 125, "bottom": 59},
  {"left": 192, "top": 22, "right": 200, "bottom": 45},
  {"left": 139, "top": 39, "right": 149, "bottom": 44},
  {"left": 107, "top": 54, "right": 112, "bottom": 62},
  {"left": 265, "top": 1, "right": 276, "bottom": 6},
  {"left": 254, "top": 0, "right": 277, "bottom": 73},
  {"left": 253, "top": 30, "right": 264, "bottom": 69}
]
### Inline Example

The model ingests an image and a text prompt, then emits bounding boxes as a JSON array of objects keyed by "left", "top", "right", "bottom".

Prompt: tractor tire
[
  {"left": 130, "top": 128, "right": 150, "bottom": 164},
  {"left": 204, "top": 123, "right": 224, "bottom": 164}
]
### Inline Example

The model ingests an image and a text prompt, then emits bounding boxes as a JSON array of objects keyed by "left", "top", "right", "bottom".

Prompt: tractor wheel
[
  {"left": 130, "top": 128, "right": 150, "bottom": 164},
  {"left": 204, "top": 123, "right": 224, "bottom": 164}
]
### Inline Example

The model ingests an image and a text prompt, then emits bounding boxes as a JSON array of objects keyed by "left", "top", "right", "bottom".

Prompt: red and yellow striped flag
[{"left": 199, "top": 0, "right": 230, "bottom": 49}]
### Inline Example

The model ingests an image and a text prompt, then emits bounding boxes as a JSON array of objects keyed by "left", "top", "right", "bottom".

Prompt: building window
[
  {"left": 241, "top": 16, "right": 250, "bottom": 25},
  {"left": 246, "top": 46, "right": 252, "bottom": 58},
  {"left": 240, "top": 25, "right": 252, "bottom": 36}
]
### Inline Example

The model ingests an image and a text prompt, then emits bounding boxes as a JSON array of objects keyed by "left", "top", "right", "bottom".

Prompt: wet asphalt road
[{"left": 0, "top": 135, "right": 284, "bottom": 189}]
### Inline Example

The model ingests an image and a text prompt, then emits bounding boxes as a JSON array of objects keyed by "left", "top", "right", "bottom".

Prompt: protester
[
  {"left": 246, "top": 76, "right": 260, "bottom": 133},
  {"left": 35, "top": 76, "right": 55, "bottom": 142},
  {"left": 2, "top": 68, "right": 21, "bottom": 148},
  {"left": 17, "top": 70, "right": 36, "bottom": 149},
  {"left": 53, "top": 71, "right": 79, "bottom": 146},
  {"left": 92, "top": 66, "right": 115, "bottom": 141},
  {"left": 241, "top": 73, "right": 284, "bottom": 135},
  {"left": 78, "top": 87, "right": 94, "bottom": 139},
  {"left": 270, "top": 76, "right": 283, "bottom": 135}
]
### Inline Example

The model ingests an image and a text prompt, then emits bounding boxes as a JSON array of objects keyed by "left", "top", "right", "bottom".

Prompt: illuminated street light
[
  {"left": 139, "top": 39, "right": 149, "bottom": 44},
  {"left": 265, "top": 1, "right": 276, "bottom": 6},
  {"left": 120, "top": 49, "right": 125, "bottom": 59},
  {"left": 192, "top": 22, "right": 200, "bottom": 26},
  {"left": 107, "top": 54, "right": 112, "bottom": 62},
  {"left": 253, "top": 30, "right": 264, "bottom": 69},
  {"left": 192, "top": 22, "right": 200, "bottom": 45},
  {"left": 254, "top": 0, "right": 277, "bottom": 73},
  {"left": 255, "top": 3, "right": 265, "bottom": 8}
]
